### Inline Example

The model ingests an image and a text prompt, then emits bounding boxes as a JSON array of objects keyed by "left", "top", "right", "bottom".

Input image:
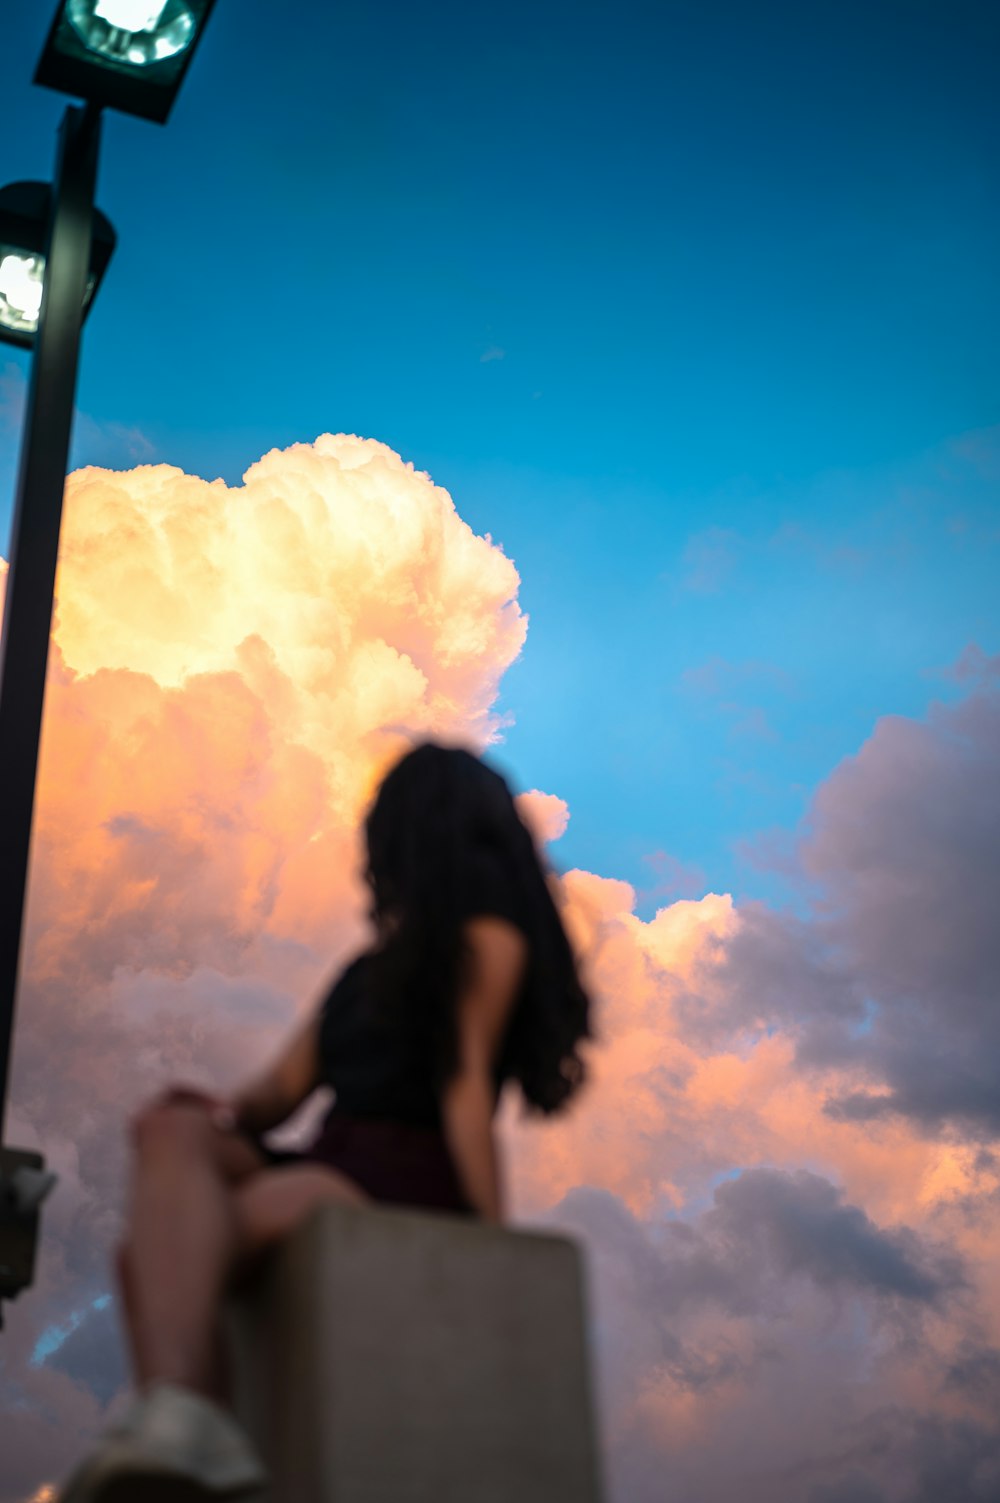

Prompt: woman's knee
[
  {"left": 130, "top": 1099, "right": 213, "bottom": 1158},
  {"left": 129, "top": 1100, "right": 266, "bottom": 1188}
]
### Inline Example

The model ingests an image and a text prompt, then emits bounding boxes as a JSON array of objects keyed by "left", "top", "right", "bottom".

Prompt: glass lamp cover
[
  {"left": 0, "top": 250, "right": 45, "bottom": 336},
  {"left": 66, "top": 0, "right": 196, "bottom": 66}
]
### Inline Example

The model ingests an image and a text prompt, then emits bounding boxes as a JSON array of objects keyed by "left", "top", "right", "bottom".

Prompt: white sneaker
[{"left": 57, "top": 1382, "right": 269, "bottom": 1503}]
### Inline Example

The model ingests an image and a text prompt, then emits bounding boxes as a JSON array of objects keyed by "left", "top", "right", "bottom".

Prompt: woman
[{"left": 61, "top": 740, "right": 593, "bottom": 1503}]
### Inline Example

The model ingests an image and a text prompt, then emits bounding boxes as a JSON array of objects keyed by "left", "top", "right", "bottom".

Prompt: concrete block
[{"left": 224, "top": 1202, "right": 605, "bottom": 1503}]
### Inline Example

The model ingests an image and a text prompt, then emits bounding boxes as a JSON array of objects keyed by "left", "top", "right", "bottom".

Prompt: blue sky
[{"left": 1, "top": 0, "right": 997, "bottom": 917}]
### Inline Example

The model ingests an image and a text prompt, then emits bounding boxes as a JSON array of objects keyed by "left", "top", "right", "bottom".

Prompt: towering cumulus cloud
[
  {"left": 500, "top": 654, "right": 1000, "bottom": 1503},
  {"left": 1, "top": 439, "right": 998, "bottom": 1503},
  {"left": 0, "top": 436, "right": 528, "bottom": 1496}
]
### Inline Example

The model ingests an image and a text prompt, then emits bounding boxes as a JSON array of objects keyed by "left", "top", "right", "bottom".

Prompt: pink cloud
[
  {"left": 515, "top": 788, "right": 570, "bottom": 845},
  {"left": 2, "top": 443, "right": 998, "bottom": 1503}
]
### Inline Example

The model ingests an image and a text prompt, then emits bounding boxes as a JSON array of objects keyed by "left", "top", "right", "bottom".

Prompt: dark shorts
[{"left": 255, "top": 1110, "right": 478, "bottom": 1218}]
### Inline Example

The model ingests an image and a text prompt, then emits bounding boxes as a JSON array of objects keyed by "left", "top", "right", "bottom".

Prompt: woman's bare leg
[
  {"left": 230, "top": 1164, "right": 370, "bottom": 1277},
  {"left": 117, "top": 1101, "right": 267, "bottom": 1402}
]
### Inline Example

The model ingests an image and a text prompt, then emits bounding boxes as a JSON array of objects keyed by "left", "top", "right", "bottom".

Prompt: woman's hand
[{"left": 145, "top": 1084, "right": 238, "bottom": 1133}]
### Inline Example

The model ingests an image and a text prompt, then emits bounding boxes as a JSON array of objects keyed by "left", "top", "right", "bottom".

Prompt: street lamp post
[
  {"left": 0, "top": 98, "right": 106, "bottom": 1330},
  {"left": 0, "top": 102, "right": 104, "bottom": 1115},
  {"left": 0, "top": 0, "right": 217, "bottom": 1329}
]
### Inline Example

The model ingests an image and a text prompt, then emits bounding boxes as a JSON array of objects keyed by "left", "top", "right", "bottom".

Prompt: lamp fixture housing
[
  {"left": 0, "top": 181, "right": 115, "bottom": 350},
  {"left": 34, "top": 0, "right": 217, "bottom": 124}
]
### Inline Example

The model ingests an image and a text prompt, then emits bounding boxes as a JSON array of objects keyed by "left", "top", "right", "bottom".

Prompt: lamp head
[
  {"left": 35, "top": 0, "right": 217, "bottom": 123},
  {"left": 0, "top": 182, "right": 116, "bottom": 350}
]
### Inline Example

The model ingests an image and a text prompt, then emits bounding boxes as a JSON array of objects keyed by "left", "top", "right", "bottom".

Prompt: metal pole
[{"left": 0, "top": 102, "right": 102, "bottom": 1139}]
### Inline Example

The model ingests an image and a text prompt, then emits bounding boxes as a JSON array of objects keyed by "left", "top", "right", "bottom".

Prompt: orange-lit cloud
[
  {"left": 2, "top": 443, "right": 998, "bottom": 1503},
  {"left": 496, "top": 665, "right": 1000, "bottom": 1501},
  {"left": 514, "top": 788, "right": 570, "bottom": 846},
  {"left": 0, "top": 436, "right": 528, "bottom": 1500}
]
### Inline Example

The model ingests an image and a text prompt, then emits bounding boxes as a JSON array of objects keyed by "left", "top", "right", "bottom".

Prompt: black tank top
[{"left": 317, "top": 849, "right": 530, "bottom": 1128}]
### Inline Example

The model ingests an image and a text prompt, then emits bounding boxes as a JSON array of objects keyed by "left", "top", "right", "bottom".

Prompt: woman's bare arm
[
  {"left": 227, "top": 1008, "right": 324, "bottom": 1138},
  {"left": 440, "top": 916, "right": 528, "bottom": 1224}
]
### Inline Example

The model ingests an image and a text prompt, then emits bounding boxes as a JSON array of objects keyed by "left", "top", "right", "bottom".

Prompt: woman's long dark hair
[{"left": 361, "top": 741, "right": 594, "bottom": 1116}]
